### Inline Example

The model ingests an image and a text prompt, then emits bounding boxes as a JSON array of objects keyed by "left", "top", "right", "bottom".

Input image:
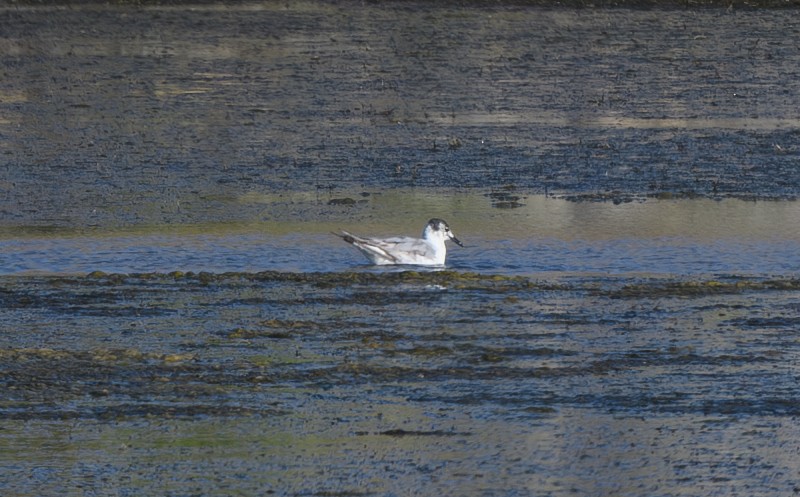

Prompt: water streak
[{"left": 3, "top": 195, "right": 798, "bottom": 277}]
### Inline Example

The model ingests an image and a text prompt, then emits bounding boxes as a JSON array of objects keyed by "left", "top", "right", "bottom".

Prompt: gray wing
[
  {"left": 361, "top": 236, "right": 438, "bottom": 264},
  {"left": 336, "top": 232, "right": 433, "bottom": 263},
  {"left": 334, "top": 231, "right": 398, "bottom": 262}
]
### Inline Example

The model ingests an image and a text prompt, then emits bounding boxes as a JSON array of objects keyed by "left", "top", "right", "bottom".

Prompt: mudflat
[{"left": 3, "top": 2, "right": 800, "bottom": 230}]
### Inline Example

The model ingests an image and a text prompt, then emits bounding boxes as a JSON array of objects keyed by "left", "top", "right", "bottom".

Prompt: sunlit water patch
[{"left": 2, "top": 195, "right": 799, "bottom": 277}]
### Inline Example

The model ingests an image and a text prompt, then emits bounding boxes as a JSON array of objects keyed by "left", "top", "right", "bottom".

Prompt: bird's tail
[{"left": 332, "top": 230, "right": 358, "bottom": 245}]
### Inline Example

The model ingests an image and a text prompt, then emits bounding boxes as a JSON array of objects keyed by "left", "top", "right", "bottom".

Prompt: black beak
[{"left": 451, "top": 235, "right": 464, "bottom": 247}]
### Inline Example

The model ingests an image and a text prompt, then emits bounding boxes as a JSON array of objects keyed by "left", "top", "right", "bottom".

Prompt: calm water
[{"left": 3, "top": 194, "right": 799, "bottom": 276}]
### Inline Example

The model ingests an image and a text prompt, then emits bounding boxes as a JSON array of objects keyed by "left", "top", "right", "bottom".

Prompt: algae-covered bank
[{"left": 3, "top": 1, "right": 800, "bottom": 496}]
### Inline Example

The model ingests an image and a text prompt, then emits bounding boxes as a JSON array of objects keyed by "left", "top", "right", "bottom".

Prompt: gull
[{"left": 335, "top": 218, "right": 463, "bottom": 266}]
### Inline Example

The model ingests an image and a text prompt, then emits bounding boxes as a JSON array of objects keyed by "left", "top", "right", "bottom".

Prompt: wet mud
[
  {"left": 3, "top": 271, "right": 800, "bottom": 495},
  {"left": 3, "top": 3, "right": 800, "bottom": 230}
]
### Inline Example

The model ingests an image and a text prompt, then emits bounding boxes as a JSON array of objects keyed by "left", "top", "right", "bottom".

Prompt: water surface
[
  {"left": 3, "top": 193, "right": 799, "bottom": 276},
  {"left": 3, "top": 3, "right": 800, "bottom": 497}
]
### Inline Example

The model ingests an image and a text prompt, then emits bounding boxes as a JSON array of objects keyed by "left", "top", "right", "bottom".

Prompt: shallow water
[
  {"left": 2, "top": 195, "right": 800, "bottom": 497},
  {"left": 2, "top": 271, "right": 800, "bottom": 496},
  {"left": 4, "top": 2, "right": 800, "bottom": 497},
  {"left": 3, "top": 194, "right": 799, "bottom": 276}
]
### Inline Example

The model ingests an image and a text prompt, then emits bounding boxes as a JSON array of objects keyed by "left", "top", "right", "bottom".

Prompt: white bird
[{"left": 335, "top": 218, "right": 463, "bottom": 266}]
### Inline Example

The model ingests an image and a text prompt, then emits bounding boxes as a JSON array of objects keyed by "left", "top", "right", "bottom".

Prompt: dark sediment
[{"left": 3, "top": 3, "right": 800, "bottom": 230}]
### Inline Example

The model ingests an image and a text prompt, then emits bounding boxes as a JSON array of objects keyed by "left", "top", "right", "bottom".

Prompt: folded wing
[{"left": 336, "top": 231, "right": 434, "bottom": 265}]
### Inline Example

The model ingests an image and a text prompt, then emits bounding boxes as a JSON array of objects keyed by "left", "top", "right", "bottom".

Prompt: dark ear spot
[{"left": 428, "top": 218, "right": 447, "bottom": 230}]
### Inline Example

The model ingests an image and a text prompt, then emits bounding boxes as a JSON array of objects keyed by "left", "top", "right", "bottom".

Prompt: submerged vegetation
[
  {"left": 3, "top": 271, "right": 800, "bottom": 494},
  {"left": 77, "top": 269, "right": 800, "bottom": 295}
]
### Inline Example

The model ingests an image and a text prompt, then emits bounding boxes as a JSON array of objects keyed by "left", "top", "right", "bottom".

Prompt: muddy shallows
[
  {"left": 1, "top": 271, "right": 799, "bottom": 496},
  {"left": 4, "top": 4, "right": 800, "bottom": 231}
]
